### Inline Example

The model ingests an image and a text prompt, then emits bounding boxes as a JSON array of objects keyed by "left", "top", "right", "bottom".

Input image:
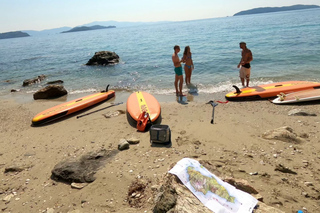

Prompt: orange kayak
[
  {"left": 126, "top": 91, "right": 161, "bottom": 125},
  {"left": 225, "top": 81, "right": 320, "bottom": 101},
  {"left": 32, "top": 89, "right": 115, "bottom": 125}
]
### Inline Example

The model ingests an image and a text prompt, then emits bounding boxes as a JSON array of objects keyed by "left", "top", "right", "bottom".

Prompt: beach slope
[{"left": 0, "top": 98, "right": 320, "bottom": 212}]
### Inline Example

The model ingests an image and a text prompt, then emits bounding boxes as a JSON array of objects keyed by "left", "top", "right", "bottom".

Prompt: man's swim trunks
[
  {"left": 174, "top": 66, "right": 183, "bottom": 76},
  {"left": 240, "top": 66, "right": 251, "bottom": 79},
  {"left": 242, "top": 63, "right": 251, "bottom": 68}
]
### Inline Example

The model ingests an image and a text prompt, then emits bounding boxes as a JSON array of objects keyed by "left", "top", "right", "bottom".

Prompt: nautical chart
[{"left": 169, "top": 158, "right": 258, "bottom": 213}]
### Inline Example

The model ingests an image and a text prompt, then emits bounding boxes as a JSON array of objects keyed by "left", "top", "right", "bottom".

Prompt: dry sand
[{"left": 0, "top": 92, "right": 320, "bottom": 213}]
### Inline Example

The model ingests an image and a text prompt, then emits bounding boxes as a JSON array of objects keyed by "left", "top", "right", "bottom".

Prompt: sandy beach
[{"left": 1, "top": 91, "right": 320, "bottom": 213}]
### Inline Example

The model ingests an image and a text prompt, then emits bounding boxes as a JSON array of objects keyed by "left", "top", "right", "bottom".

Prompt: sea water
[{"left": 1, "top": 8, "right": 319, "bottom": 100}]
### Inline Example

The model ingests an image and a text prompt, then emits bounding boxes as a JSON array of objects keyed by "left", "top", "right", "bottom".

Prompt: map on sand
[{"left": 169, "top": 158, "right": 258, "bottom": 213}]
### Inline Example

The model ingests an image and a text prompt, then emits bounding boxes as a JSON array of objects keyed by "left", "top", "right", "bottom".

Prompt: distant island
[
  {"left": 61, "top": 25, "right": 116, "bottom": 33},
  {"left": 234, "top": 4, "right": 320, "bottom": 16},
  {"left": 1, "top": 21, "right": 169, "bottom": 37},
  {"left": 0, "top": 31, "right": 30, "bottom": 39}
]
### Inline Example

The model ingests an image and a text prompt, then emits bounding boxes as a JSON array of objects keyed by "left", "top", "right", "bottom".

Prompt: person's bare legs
[
  {"left": 174, "top": 74, "right": 179, "bottom": 96},
  {"left": 184, "top": 66, "right": 192, "bottom": 85},
  {"left": 178, "top": 75, "right": 183, "bottom": 95},
  {"left": 184, "top": 66, "right": 188, "bottom": 85},
  {"left": 186, "top": 69, "right": 191, "bottom": 85},
  {"left": 189, "top": 69, "right": 192, "bottom": 85},
  {"left": 246, "top": 78, "right": 250, "bottom": 87},
  {"left": 240, "top": 78, "right": 245, "bottom": 87}
]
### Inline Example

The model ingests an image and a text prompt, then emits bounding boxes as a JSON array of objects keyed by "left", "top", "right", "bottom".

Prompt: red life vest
[{"left": 137, "top": 111, "right": 150, "bottom": 132}]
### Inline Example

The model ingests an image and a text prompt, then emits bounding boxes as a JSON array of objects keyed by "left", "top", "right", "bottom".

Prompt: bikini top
[{"left": 184, "top": 54, "right": 192, "bottom": 60}]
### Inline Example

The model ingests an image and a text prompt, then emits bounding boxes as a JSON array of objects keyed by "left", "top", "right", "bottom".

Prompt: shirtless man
[
  {"left": 237, "top": 42, "right": 253, "bottom": 88},
  {"left": 172, "top": 45, "right": 183, "bottom": 96}
]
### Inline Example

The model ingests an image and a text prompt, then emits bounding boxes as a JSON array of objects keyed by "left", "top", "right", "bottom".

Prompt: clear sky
[{"left": 1, "top": 0, "right": 319, "bottom": 32}]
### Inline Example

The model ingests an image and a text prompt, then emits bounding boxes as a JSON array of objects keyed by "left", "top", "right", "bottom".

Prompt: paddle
[
  {"left": 76, "top": 102, "right": 123, "bottom": 119},
  {"left": 206, "top": 100, "right": 218, "bottom": 124}
]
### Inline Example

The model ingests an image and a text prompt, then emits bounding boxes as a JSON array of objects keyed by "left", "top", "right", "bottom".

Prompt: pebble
[
  {"left": 151, "top": 185, "right": 159, "bottom": 191},
  {"left": 126, "top": 138, "right": 140, "bottom": 144},
  {"left": 3, "top": 194, "right": 14, "bottom": 202},
  {"left": 46, "top": 208, "right": 55, "bottom": 213},
  {"left": 71, "top": 182, "right": 88, "bottom": 189},
  {"left": 249, "top": 172, "right": 258, "bottom": 175},
  {"left": 118, "top": 139, "right": 130, "bottom": 150},
  {"left": 304, "top": 182, "right": 313, "bottom": 187}
]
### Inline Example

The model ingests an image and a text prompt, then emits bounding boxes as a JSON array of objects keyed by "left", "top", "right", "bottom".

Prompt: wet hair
[
  {"left": 239, "top": 42, "right": 246, "bottom": 45},
  {"left": 183, "top": 46, "right": 190, "bottom": 56},
  {"left": 174, "top": 45, "right": 180, "bottom": 50}
]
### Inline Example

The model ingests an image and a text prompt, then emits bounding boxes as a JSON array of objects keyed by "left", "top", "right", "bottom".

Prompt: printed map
[
  {"left": 169, "top": 158, "right": 258, "bottom": 213},
  {"left": 187, "top": 166, "right": 236, "bottom": 203}
]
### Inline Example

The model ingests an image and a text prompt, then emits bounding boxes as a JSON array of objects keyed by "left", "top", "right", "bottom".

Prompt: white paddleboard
[{"left": 272, "top": 89, "right": 320, "bottom": 104}]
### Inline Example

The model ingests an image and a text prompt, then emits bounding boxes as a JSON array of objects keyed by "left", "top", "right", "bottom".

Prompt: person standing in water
[
  {"left": 182, "top": 46, "right": 194, "bottom": 85},
  {"left": 172, "top": 45, "right": 183, "bottom": 96},
  {"left": 237, "top": 42, "right": 253, "bottom": 88}
]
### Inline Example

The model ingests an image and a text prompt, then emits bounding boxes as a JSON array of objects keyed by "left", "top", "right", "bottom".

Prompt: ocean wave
[
  {"left": 21, "top": 56, "right": 50, "bottom": 62},
  {"left": 110, "top": 79, "right": 277, "bottom": 96},
  {"left": 69, "top": 88, "right": 98, "bottom": 94}
]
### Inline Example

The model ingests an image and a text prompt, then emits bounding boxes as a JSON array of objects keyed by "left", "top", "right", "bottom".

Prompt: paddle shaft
[
  {"left": 76, "top": 102, "right": 123, "bottom": 119},
  {"left": 206, "top": 101, "right": 218, "bottom": 124}
]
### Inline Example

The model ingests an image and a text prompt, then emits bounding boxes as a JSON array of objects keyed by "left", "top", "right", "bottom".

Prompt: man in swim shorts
[
  {"left": 172, "top": 45, "right": 183, "bottom": 96},
  {"left": 237, "top": 42, "right": 253, "bottom": 88}
]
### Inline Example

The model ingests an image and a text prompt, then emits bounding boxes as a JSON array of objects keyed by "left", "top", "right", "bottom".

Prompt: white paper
[{"left": 169, "top": 158, "right": 258, "bottom": 213}]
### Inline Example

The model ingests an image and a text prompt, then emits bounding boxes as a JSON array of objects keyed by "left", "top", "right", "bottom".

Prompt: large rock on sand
[
  {"left": 262, "top": 126, "right": 304, "bottom": 144},
  {"left": 33, "top": 85, "right": 67, "bottom": 100},
  {"left": 86, "top": 51, "right": 120, "bottom": 65},
  {"left": 51, "top": 149, "right": 118, "bottom": 183}
]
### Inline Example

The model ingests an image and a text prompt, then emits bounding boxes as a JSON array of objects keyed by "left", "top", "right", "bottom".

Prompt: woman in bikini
[{"left": 182, "top": 46, "right": 194, "bottom": 85}]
